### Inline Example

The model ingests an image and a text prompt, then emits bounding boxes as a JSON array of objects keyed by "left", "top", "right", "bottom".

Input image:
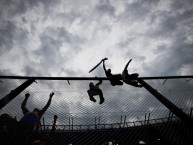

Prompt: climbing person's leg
[
  {"left": 98, "top": 89, "right": 105, "bottom": 104},
  {"left": 87, "top": 90, "right": 96, "bottom": 102}
]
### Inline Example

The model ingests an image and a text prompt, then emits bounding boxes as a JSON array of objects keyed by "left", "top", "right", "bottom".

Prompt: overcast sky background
[
  {"left": 0, "top": 0, "right": 193, "bottom": 77},
  {"left": 0, "top": 0, "right": 193, "bottom": 125}
]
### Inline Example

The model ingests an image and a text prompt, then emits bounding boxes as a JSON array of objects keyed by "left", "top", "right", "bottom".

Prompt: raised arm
[
  {"left": 102, "top": 59, "right": 109, "bottom": 77},
  {"left": 51, "top": 115, "right": 58, "bottom": 132},
  {"left": 21, "top": 93, "right": 30, "bottom": 114},
  {"left": 123, "top": 59, "right": 132, "bottom": 73},
  {"left": 39, "top": 92, "right": 54, "bottom": 118},
  {"left": 102, "top": 60, "right": 107, "bottom": 71},
  {"left": 96, "top": 79, "right": 102, "bottom": 86}
]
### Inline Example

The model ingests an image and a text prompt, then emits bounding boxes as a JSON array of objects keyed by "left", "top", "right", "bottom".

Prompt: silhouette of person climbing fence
[
  {"left": 19, "top": 92, "right": 54, "bottom": 132},
  {"left": 122, "top": 59, "right": 142, "bottom": 88},
  {"left": 102, "top": 59, "right": 123, "bottom": 86},
  {"left": 87, "top": 79, "right": 105, "bottom": 104}
]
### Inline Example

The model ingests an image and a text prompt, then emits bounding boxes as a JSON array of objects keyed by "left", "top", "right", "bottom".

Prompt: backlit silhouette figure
[
  {"left": 102, "top": 59, "right": 123, "bottom": 86},
  {"left": 87, "top": 79, "right": 105, "bottom": 104},
  {"left": 122, "top": 59, "right": 142, "bottom": 87},
  {"left": 19, "top": 92, "right": 54, "bottom": 131}
]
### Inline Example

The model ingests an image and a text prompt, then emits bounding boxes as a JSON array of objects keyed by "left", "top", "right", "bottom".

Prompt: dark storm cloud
[
  {"left": 95, "top": 0, "right": 116, "bottom": 17},
  {"left": 0, "top": 0, "right": 38, "bottom": 18},
  {"left": 117, "top": 37, "right": 135, "bottom": 48},
  {"left": 0, "top": 22, "right": 16, "bottom": 55},
  {"left": 62, "top": 68, "right": 85, "bottom": 77},
  {"left": 170, "top": 0, "right": 193, "bottom": 10},
  {"left": 143, "top": 31, "right": 193, "bottom": 76},
  {"left": 147, "top": 8, "right": 193, "bottom": 38},
  {"left": 57, "top": 9, "right": 82, "bottom": 25},
  {"left": 169, "top": 36, "right": 193, "bottom": 63},
  {"left": 148, "top": 14, "right": 178, "bottom": 38},
  {"left": 30, "top": 26, "right": 85, "bottom": 76},
  {"left": 115, "top": 0, "right": 193, "bottom": 76},
  {"left": 119, "top": 0, "right": 159, "bottom": 23},
  {"left": 0, "top": 0, "right": 59, "bottom": 18},
  {"left": 22, "top": 66, "right": 43, "bottom": 76},
  {"left": 35, "top": 26, "right": 83, "bottom": 57},
  {"left": 179, "top": 8, "right": 193, "bottom": 20}
]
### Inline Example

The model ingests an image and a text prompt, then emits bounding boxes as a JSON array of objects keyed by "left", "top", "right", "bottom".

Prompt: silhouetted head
[
  {"left": 32, "top": 108, "right": 40, "bottom": 117},
  {"left": 107, "top": 69, "right": 111, "bottom": 73},
  {"left": 0, "top": 113, "right": 13, "bottom": 123},
  {"left": 89, "top": 82, "right": 94, "bottom": 88},
  {"left": 0, "top": 113, "right": 17, "bottom": 131}
]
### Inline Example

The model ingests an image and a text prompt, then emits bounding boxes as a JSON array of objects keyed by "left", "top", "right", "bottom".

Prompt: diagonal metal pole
[
  {"left": 137, "top": 78, "right": 193, "bottom": 125},
  {"left": 0, "top": 78, "right": 35, "bottom": 110}
]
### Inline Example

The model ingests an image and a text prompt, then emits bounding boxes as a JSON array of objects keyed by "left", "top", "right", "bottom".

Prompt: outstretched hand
[
  {"left": 25, "top": 93, "right": 30, "bottom": 98},
  {"left": 102, "top": 58, "right": 108, "bottom": 61},
  {"left": 50, "top": 92, "right": 54, "bottom": 98}
]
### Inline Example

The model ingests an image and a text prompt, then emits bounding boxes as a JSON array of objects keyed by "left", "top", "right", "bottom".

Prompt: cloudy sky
[
  {"left": 0, "top": 0, "right": 193, "bottom": 77},
  {"left": 0, "top": 0, "right": 193, "bottom": 126}
]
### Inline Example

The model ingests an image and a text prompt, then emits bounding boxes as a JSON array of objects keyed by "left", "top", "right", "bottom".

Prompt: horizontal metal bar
[
  {"left": 141, "top": 76, "right": 193, "bottom": 80},
  {"left": 0, "top": 76, "right": 108, "bottom": 80},
  {"left": 0, "top": 75, "right": 193, "bottom": 80}
]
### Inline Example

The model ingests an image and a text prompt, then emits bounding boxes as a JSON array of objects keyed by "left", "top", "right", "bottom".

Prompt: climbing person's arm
[
  {"left": 51, "top": 115, "right": 58, "bottom": 132},
  {"left": 96, "top": 79, "right": 102, "bottom": 86},
  {"left": 39, "top": 92, "right": 54, "bottom": 118},
  {"left": 102, "top": 59, "right": 108, "bottom": 77},
  {"left": 21, "top": 93, "right": 30, "bottom": 114},
  {"left": 102, "top": 59, "right": 107, "bottom": 71}
]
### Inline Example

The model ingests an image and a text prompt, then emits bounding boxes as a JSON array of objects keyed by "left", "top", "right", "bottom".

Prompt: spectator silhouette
[
  {"left": 19, "top": 92, "right": 54, "bottom": 131},
  {"left": 87, "top": 79, "right": 105, "bottom": 104},
  {"left": 122, "top": 59, "right": 142, "bottom": 87},
  {"left": 102, "top": 59, "right": 123, "bottom": 86},
  {"left": 0, "top": 113, "right": 18, "bottom": 131}
]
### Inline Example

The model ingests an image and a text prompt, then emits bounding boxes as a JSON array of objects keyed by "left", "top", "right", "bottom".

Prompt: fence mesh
[{"left": 0, "top": 77, "right": 193, "bottom": 145}]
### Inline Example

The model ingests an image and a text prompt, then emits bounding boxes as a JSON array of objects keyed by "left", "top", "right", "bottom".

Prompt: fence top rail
[{"left": 0, "top": 75, "right": 193, "bottom": 80}]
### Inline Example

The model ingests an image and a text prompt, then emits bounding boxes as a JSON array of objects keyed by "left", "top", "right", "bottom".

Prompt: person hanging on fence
[
  {"left": 87, "top": 79, "right": 105, "bottom": 104},
  {"left": 18, "top": 92, "right": 54, "bottom": 131},
  {"left": 122, "top": 59, "right": 142, "bottom": 87},
  {"left": 102, "top": 59, "right": 123, "bottom": 86}
]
